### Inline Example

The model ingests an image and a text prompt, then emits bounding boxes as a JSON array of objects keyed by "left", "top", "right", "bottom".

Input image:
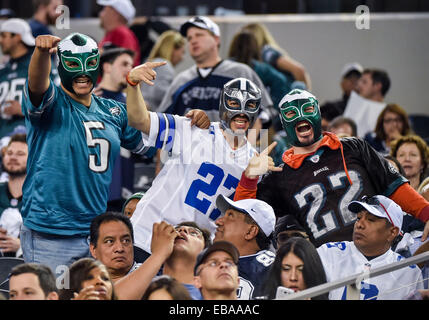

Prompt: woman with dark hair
[
  {"left": 228, "top": 31, "right": 289, "bottom": 108},
  {"left": 262, "top": 237, "right": 328, "bottom": 300},
  {"left": 142, "top": 275, "right": 192, "bottom": 300},
  {"left": 59, "top": 258, "right": 117, "bottom": 300},
  {"left": 364, "top": 103, "right": 412, "bottom": 155}
]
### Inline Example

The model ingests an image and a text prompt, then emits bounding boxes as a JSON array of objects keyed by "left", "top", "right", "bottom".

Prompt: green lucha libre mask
[
  {"left": 57, "top": 33, "right": 100, "bottom": 94},
  {"left": 278, "top": 89, "right": 323, "bottom": 147}
]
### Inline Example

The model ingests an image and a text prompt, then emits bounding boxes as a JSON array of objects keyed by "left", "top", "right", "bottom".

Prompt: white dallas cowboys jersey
[
  {"left": 131, "top": 112, "right": 256, "bottom": 253},
  {"left": 317, "top": 241, "right": 424, "bottom": 300}
]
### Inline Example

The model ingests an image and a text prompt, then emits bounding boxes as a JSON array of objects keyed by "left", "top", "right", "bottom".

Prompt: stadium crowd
[{"left": 0, "top": 0, "right": 428, "bottom": 301}]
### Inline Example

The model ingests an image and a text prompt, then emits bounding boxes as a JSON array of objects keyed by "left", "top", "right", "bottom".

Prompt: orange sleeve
[
  {"left": 234, "top": 172, "right": 258, "bottom": 201},
  {"left": 390, "top": 183, "right": 429, "bottom": 222}
]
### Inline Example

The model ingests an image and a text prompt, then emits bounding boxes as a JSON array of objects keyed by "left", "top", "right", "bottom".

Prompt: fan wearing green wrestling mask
[
  {"left": 278, "top": 89, "right": 323, "bottom": 148},
  {"left": 57, "top": 33, "right": 100, "bottom": 95}
]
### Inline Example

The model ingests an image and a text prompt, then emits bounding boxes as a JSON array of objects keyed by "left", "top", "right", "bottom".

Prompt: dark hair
[
  {"left": 343, "top": 69, "right": 362, "bottom": 79},
  {"left": 263, "top": 237, "right": 328, "bottom": 300},
  {"left": 374, "top": 103, "right": 411, "bottom": 141},
  {"left": 243, "top": 214, "right": 272, "bottom": 251},
  {"left": 32, "top": 0, "right": 52, "bottom": 10},
  {"left": 99, "top": 47, "right": 135, "bottom": 77},
  {"left": 228, "top": 31, "right": 261, "bottom": 66},
  {"left": 363, "top": 68, "right": 391, "bottom": 96},
  {"left": 328, "top": 116, "right": 358, "bottom": 137},
  {"left": 58, "top": 258, "right": 117, "bottom": 300},
  {"left": 141, "top": 275, "right": 192, "bottom": 300},
  {"left": 10, "top": 263, "right": 58, "bottom": 297},
  {"left": 176, "top": 221, "right": 212, "bottom": 248},
  {"left": 90, "top": 211, "right": 134, "bottom": 247},
  {"left": 8, "top": 133, "right": 27, "bottom": 145}
]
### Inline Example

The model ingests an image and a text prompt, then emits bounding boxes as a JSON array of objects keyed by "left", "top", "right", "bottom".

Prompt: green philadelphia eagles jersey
[
  {"left": 21, "top": 81, "right": 147, "bottom": 236},
  {"left": 0, "top": 51, "right": 59, "bottom": 138}
]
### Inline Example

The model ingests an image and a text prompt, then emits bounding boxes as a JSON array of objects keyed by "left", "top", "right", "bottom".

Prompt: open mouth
[
  {"left": 73, "top": 76, "right": 91, "bottom": 86},
  {"left": 231, "top": 115, "right": 249, "bottom": 129},
  {"left": 296, "top": 121, "right": 312, "bottom": 133},
  {"left": 174, "top": 235, "right": 187, "bottom": 243}
]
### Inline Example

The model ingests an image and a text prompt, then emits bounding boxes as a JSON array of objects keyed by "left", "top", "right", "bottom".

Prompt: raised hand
[
  {"left": 72, "top": 286, "right": 101, "bottom": 300},
  {"left": 35, "top": 35, "right": 61, "bottom": 54},
  {"left": 245, "top": 141, "right": 282, "bottom": 178},
  {"left": 127, "top": 61, "right": 167, "bottom": 86},
  {"left": 150, "top": 221, "right": 178, "bottom": 260}
]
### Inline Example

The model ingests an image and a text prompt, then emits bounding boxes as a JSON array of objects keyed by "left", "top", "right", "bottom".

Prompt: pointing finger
[
  {"left": 148, "top": 61, "right": 167, "bottom": 69},
  {"left": 261, "top": 141, "right": 278, "bottom": 156}
]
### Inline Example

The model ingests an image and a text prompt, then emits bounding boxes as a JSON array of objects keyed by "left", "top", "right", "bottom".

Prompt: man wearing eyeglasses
[
  {"left": 113, "top": 220, "right": 211, "bottom": 300},
  {"left": 317, "top": 195, "right": 424, "bottom": 300},
  {"left": 193, "top": 240, "right": 240, "bottom": 300},
  {"left": 160, "top": 222, "right": 211, "bottom": 300}
]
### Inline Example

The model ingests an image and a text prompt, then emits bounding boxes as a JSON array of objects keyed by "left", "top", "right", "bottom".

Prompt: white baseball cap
[
  {"left": 97, "top": 0, "right": 136, "bottom": 24},
  {"left": 216, "top": 195, "right": 276, "bottom": 237},
  {"left": 0, "top": 18, "right": 35, "bottom": 46},
  {"left": 180, "top": 16, "right": 220, "bottom": 37},
  {"left": 348, "top": 195, "right": 403, "bottom": 230}
]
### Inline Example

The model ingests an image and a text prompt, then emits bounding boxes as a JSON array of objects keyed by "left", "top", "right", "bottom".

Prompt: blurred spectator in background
[
  {"left": 365, "top": 103, "right": 412, "bottom": 156},
  {"left": 0, "top": 8, "right": 15, "bottom": 19},
  {"left": 97, "top": 47, "right": 134, "bottom": 102},
  {"left": 356, "top": 68, "right": 390, "bottom": 103},
  {"left": 240, "top": 23, "right": 311, "bottom": 91},
  {"left": 228, "top": 30, "right": 290, "bottom": 109},
  {"left": 0, "top": 19, "right": 32, "bottom": 138},
  {"left": 140, "top": 30, "right": 185, "bottom": 112},
  {"left": 321, "top": 62, "right": 363, "bottom": 130},
  {"left": 389, "top": 137, "right": 429, "bottom": 254},
  {"left": 344, "top": 68, "right": 390, "bottom": 137},
  {"left": 391, "top": 134, "right": 429, "bottom": 192},
  {"left": 97, "top": 0, "right": 141, "bottom": 66},
  {"left": 273, "top": 215, "right": 309, "bottom": 250},
  {"left": 122, "top": 191, "right": 145, "bottom": 218},
  {"left": 0, "top": 18, "right": 59, "bottom": 140},
  {"left": 29, "top": 0, "right": 63, "bottom": 38},
  {"left": 327, "top": 116, "right": 357, "bottom": 138},
  {"left": 157, "top": 16, "right": 273, "bottom": 132},
  {"left": 130, "top": 17, "right": 172, "bottom": 64},
  {"left": 0, "top": 133, "right": 27, "bottom": 258}
]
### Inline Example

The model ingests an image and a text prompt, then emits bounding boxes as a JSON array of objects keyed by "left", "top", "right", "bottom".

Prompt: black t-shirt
[{"left": 256, "top": 136, "right": 407, "bottom": 247}]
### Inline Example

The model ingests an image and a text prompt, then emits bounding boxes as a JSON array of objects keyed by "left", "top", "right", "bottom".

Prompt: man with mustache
[
  {"left": 0, "top": 133, "right": 27, "bottom": 257},
  {"left": 234, "top": 89, "right": 429, "bottom": 248},
  {"left": 317, "top": 195, "right": 424, "bottom": 300}
]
